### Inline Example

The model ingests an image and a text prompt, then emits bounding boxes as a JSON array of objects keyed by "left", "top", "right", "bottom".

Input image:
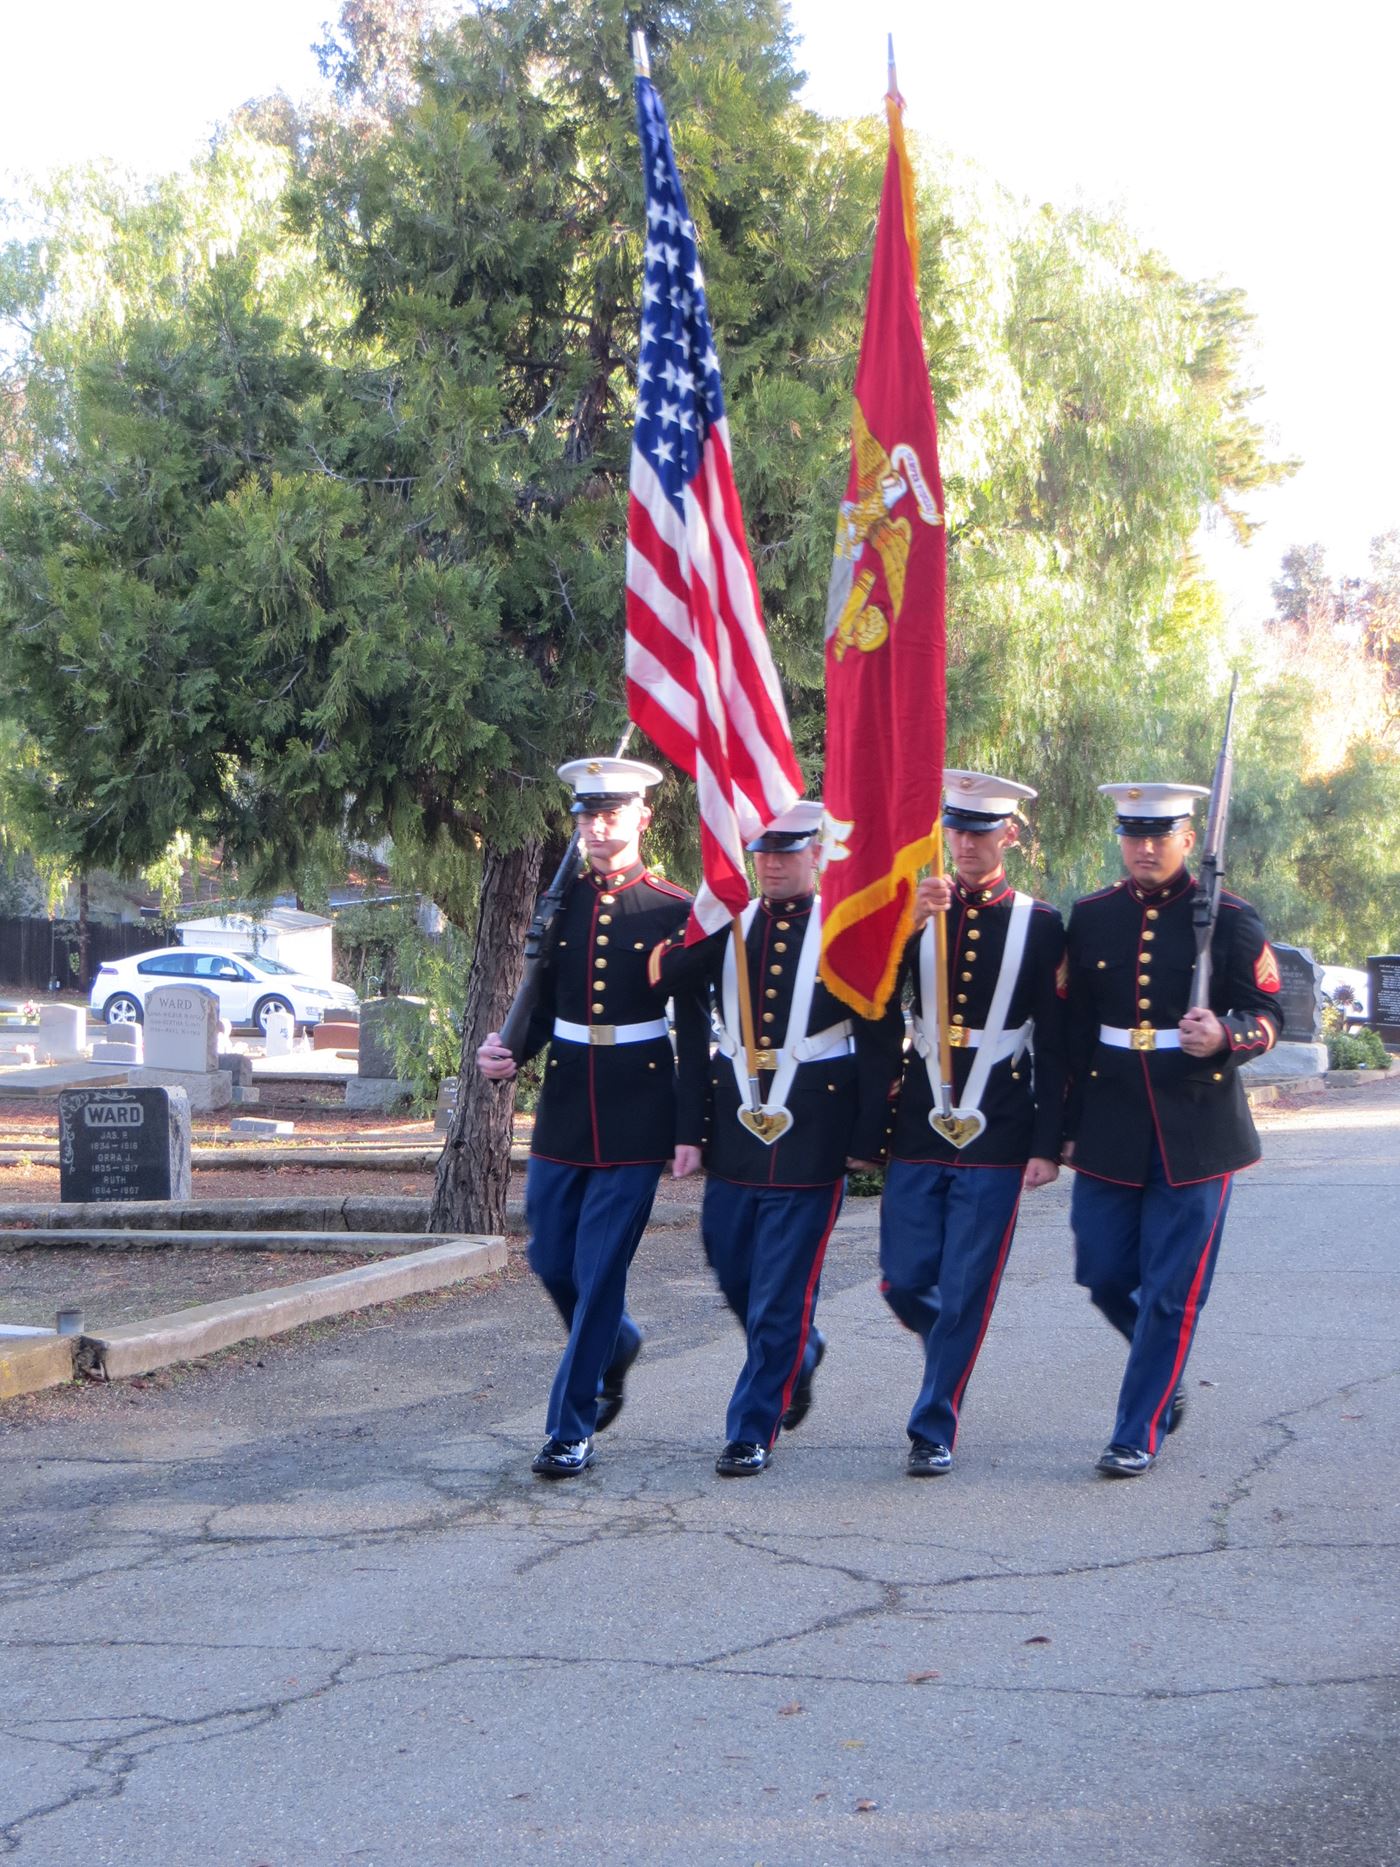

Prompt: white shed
[{"left": 178, "top": 908, "right": 335, "bottom": 979}]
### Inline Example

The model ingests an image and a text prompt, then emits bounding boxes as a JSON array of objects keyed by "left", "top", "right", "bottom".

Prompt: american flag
[{"left": 625, "top": 70, "right": 802, "bottom": 938}]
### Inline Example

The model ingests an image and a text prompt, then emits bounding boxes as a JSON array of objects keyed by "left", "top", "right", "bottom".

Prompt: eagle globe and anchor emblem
[{"left": 824, "top": 400, "right": 943, "bottom": 661}]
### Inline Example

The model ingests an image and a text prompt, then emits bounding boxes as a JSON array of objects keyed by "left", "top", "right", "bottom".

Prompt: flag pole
[
  {"left": 889, "top": 34, "right": 950, "bottom": 1113},
  {"left": 731, "top": 914, "right": 764, "bottom": 1113},
  {"left": 631, "top": 28, "right": 650, "bottom": 75}
]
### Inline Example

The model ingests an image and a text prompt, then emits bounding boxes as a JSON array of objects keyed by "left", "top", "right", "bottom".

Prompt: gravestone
[
  {"left": 58, "top": 1085, "right": 192, "bottom": 1202},
  {"left": 313, "top": 1020, "right": 358, "bottom": 1052},
  {"left": 128, "top": 983, "right": 230, "bottom": 1111},
  {"left": 37, "top": 1004, "right": 87, "bottom": 1060},
  {"left": 1367, "top": 955, "right": 1400, "bottom": 1044},
  {"left": 91, "top": 1029, "right": 143, "bottom": 1065},
  {"left": 1240, "top": 941, "right": 1327, "bottom": 1084},
  {"left": 144, "top": 984, "right": 219, "bottom": 1072},
  {"left": 433, "top": 1076, "right": 458, "bottom": 1135},
  {"left": 345, "top": 996, "right": 426, "bottom": 1111},
  {"left": 218, "top": 1051, "right": 253, "bottom": 1088},
  {"left": 263, "top": 1008, "right": 296, "bottom": 1057},
  {"left": 1270, "top": 943, "right": 1324, "bottom": 1042}
]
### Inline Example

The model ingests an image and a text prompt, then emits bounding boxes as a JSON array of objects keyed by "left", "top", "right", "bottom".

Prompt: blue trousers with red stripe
[
  {"left": 879, "top": 1159, "right": 1024, "bottom": 1449},
  {"left": 525, "top": 1157, "right": 658, "bottom": 1443},
  {"left": 701, "top": 1177, "right": 840, "bottom": 1448},
  {"left": 1071, "top": 1147, "right": 1232, "bottom": 1454}
]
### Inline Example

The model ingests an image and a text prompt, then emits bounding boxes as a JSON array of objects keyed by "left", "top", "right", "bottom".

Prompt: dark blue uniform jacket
[
  {"left": 1063, "top": 871, "right": 1281, "bottom": 1187},
  {"left": 522, "top": 861, "right": 706, "bottom": 1167},
  {"left": 887, "top": 876, "right": 1068, "bottom": 1168},
  {"left": 658, "top": 892, "right": 900, "bottom": 1187}
]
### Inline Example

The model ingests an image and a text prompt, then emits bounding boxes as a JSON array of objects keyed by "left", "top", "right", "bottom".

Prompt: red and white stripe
[{"left": 626, "top": 418, "right": 802, "bottom": 937}]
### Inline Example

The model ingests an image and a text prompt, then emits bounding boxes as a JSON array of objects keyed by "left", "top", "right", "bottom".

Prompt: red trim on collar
[
  {"left": 1125, "top": 869, "right": 1195, "bottom": 907},
  {"left": 954, "top": 870, "right": 1011, "bottom": 907}
]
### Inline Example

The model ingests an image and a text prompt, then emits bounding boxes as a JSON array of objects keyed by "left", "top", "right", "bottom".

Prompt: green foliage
[
  {"left": 1326, "top": 1027, "right": 1391, "bottom": 1071},
  {"left": 333, "top": 896, "right": 467, "bottom": 1107},
  {"left": 0, "top": 0, "right": 1332, "bottom": 944}
]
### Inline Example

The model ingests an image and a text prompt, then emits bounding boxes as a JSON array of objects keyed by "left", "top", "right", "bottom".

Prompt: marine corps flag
[{"left": 818, "top": 54, "right": 947, "bottom": 1018}]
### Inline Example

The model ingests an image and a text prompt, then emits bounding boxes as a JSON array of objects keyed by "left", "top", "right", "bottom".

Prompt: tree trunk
[{"left": 429, "top": 836, "right": 543, "bottom": 1236}]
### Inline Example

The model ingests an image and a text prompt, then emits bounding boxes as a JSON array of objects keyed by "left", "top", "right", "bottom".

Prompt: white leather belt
[
  {"left": 1099, "top": 1023, "right": 1182, "bottom": 1052},
  {"left": 912, "top": 1017, "right": 1030, "bottom": 1062},
  {"left": 553, "top": 1017, "right": 669, "bottom": 1047},
  {"left": 716, "top": 1021, "right": 853, "bottom": 1069}
]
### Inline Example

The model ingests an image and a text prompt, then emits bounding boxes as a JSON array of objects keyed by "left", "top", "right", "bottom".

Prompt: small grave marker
[{"left": 58, "top": 1085, "right": 192, "bottom": 1202}]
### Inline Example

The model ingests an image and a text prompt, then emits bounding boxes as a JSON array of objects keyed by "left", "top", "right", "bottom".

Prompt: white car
[{"left": 89, "top": 948, "right": 360, "bottom": 1032}]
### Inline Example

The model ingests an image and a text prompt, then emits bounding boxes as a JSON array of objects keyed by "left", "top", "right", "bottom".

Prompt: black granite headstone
[
  {"left": 1366, "top": 954, "right": 1400, "bottom": 1043},
  {"left": 58, "top": 1086, "right": 192, "bottom": 1203},
  {"left": 1269, "top": 943, "right": 1323, "bottom": 1043}
]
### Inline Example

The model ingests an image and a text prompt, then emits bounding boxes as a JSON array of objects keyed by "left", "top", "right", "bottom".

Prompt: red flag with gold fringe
[{"left": 818, "top": 61, "right": 946, "bottom": 1018}]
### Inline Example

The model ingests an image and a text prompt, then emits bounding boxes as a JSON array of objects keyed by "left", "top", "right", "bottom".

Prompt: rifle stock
[
  {"left": 1188, "top": 676, "right": 1239, "bottom": 1011},
  {"left": 497, "top": 831, "right": 584, "bottom": 1060}
]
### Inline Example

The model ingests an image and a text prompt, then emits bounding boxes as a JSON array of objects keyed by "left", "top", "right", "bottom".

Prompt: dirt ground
[{"left": 0, "top": 1245, "right": 377, "bottom": 1329}]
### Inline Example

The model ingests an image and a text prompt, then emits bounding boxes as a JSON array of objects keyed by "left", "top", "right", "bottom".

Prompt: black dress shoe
[
  {"left": 1096, "top": 1443, "right": 1154, "bottom": 1477},
  {"left": 595, "top": 1335, "right": 643, "bottom": 1434},
  {"left": 715, "top": 1441, "right": 771, "bottom": 1477},
  {"left": 781, "top": 1334, "right": 826, "bottom": 1432},
  {"left": 907, "top": 1439, "right": 953, "bottom": 1477},
  {"left": 1166, "top": 1383, "right": 1187, "bottom": 1435},
  {"left": 531, "top": 1437, "right": 595, "bottom": 1479}
]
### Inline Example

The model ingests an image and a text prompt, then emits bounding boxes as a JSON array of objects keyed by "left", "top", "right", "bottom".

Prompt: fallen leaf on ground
[
  {"left": 1023, "top": 1635, "right": 1052, "bottom": 1645},
  {"left": 777, "top": 1701, "right": 804, "bottom": 1716},
  {"left": 906, "top": 1669, "right": 941, "bottom": 1683},
  {"left": 855, "top": 1798, "right": 878, "bottom": 1813}
]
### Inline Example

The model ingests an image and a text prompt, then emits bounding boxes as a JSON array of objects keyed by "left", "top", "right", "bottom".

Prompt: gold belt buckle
[
  {"left": 752, "top": 1046, "right": 779, "bottom": 1071},
  {"left": 1130, "top": 1025, "right": 1156, "bottom": 1052},
  {"left": 588, "top": 1024, "right": 616, "bottom": 1046},
  {"left": 947, "top": 1026, "right": 971, "bottom": 1049}
]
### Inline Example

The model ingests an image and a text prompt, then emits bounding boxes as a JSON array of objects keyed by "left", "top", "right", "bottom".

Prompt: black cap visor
[
  {"left": 570, "top": 792, "right": 638, "bottom": 816},
  {"left": 1114, "top": 814, "right": 1192, "bottom": 837},
  {"left": 941, "top": 807, "right": 1011, "bottom": 832},
  {"left": 746, "top": 830, "right": 819, "bottom": 854}
]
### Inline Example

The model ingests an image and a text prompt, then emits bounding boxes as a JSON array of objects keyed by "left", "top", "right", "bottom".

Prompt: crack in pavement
[{"left": 1208, "top": 1365, "right": 1400, "bottom": 1550}]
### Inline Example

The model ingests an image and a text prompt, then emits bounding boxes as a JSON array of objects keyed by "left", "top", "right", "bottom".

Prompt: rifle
[
  {"left": 497, "top": 725, "right": 636, "bottom": 1060},
  {"left": 1188, "top": 675, "right": 1239, "bottom": 1011}
]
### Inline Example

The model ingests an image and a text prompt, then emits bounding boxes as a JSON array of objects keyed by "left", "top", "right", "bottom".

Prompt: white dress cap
[
  {"left": 1098, "top": 782, "right": 1209, "bottom": 829},
  {"left": 746, "top": 798, "right": 825, "bottom": 852},
  {"left": 557, "top": 756, "right": 665, "bottom": 807},
  {"left": 941, "top": 769, "right": 1037, "bottom": 826}
]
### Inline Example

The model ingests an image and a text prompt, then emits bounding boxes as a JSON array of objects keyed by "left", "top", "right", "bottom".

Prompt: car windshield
[{"left": 243, "top": 955, "right": 297, "bottom": 975}]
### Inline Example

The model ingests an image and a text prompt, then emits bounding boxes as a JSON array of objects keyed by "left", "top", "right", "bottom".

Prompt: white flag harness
[
  {"left": 911, "top": 892, "right": 1034, "bottom": 1147},
  {"left": 716, "top": 899, "right": 852, "bottom": 1145}
]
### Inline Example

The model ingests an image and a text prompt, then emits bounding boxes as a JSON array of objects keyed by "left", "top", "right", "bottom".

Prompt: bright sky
[{"left": 3, "top": 1, "right": 1394, "bottom": 625}]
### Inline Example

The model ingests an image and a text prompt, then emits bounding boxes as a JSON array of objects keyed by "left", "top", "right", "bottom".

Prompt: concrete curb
[
  {"left": 0, "top": 1333, "right": 76, "bottom": 1400},
  {"left": 0, "top": 1194, "right": 700, "bottom": 1242},
  {"left": 1, "top": 1229, "right": 460, "bottom": 1257},
  {"left": 0, "top": 1144, "right": 531, "bottom": 1170},
  {"left": 80, "top": 1236, "right": 508, "bottom": 1382}
]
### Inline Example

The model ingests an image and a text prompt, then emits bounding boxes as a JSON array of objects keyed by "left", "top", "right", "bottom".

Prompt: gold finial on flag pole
[{"left": 632, "top": 29, "right": 651, "bottom": 77}]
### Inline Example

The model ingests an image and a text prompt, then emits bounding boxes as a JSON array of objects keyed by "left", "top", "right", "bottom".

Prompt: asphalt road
[{"left": 3, "top": 1079, "right": 1398, "bottom": 1866}]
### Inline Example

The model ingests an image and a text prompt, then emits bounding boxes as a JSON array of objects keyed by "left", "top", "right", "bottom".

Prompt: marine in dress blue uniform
[
  {"left": 880, "top": 772, "right": 1068, "bottom": 1476},
  {"left": 477, "top": 757, "right": 706, "bottom": 1479},
  {"left": 658, "top": 803, "right": 897, "bottom": 1476},
  {"left": 1064, "top": 782, "right": 1282, "bottom": 1476}
]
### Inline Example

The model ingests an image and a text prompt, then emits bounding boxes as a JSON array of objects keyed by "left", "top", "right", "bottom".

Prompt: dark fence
[{"left": 0, "top": 918, "right": 171, "bottom": 994}]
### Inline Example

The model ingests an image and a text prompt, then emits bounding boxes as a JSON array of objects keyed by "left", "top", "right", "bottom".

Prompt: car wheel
[
  {"left": 104, "top": 994, "right": 143, "bottom": 1026},
  {"left": 254, "top": 995, "right": 296, "bottom": 1034}
]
